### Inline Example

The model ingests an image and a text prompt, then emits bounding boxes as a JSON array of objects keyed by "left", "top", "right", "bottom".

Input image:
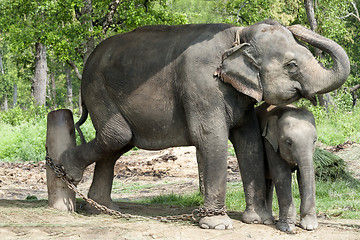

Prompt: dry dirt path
[{"left": 1, "top": 146, "right": 360, "bottom": 239}]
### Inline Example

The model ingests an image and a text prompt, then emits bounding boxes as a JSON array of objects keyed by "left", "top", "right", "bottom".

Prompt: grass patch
[
  {"left": 112, "top": 181, "right": 164, "bottom": 193},
  {"left": 140, "top": 192, "right": 203, "bottom": 207},
  {"left": 134, "top": 178, "right": 360, "bottom": 219}
]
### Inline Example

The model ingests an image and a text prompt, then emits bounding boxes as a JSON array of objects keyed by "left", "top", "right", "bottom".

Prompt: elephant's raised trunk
[{"left": 287, "top": 25, "right": 350, "bottom": 95}]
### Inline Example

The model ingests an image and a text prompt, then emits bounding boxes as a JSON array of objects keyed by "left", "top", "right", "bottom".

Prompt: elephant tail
[{"left": 75, "top": 103, "right": 88, "bottom": 145}]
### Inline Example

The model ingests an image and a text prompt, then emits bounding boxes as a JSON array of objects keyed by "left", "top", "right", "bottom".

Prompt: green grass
[
  {"left": 134, "top": 178, "right": 360, "bottom": 219},
  {"left": 112, "top": 181, "right": 165, "bottom": 194},
  {"left": 140, "top": 192, "right": 204, "bottom": 207}
]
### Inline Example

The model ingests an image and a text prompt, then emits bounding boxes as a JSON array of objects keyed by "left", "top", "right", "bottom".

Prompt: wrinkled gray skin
[
  {"left": 59, "top": 19, "right": 349, "bottom": 229},
  {"left": 256, "top": 103, "right": 318, "bottom": 232}
]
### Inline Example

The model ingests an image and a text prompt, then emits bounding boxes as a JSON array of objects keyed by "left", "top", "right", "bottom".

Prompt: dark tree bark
[
  {"left": 304, "top": 0, "right": 317, "bottom": 30},
  {"left": 102, "top": 0, "right": 121, "bottom": 35},
  {"left": 81, "top": 0, "right": 95, "bottom": 64},
  {"left": 304, "top": 0, "right": 330, "bottom": 107},
  {"left": 32, "top": 42, "right": 48, "bottom": 106},
  {"left": 66, "top": 60, "right": 82, "bottom": 80}
]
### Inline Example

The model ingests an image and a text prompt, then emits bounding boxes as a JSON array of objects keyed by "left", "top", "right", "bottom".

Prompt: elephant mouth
[{"left": 306, "top": 95, "right": 317, "bottom": 106}]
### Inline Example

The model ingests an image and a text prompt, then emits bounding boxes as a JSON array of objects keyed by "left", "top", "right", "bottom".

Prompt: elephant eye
[
  {"left": 286, "top": 139, "right": 293, "bottom": 146},
  {"left": 286, "top": 61, "right": 298, "bottom": 69}
]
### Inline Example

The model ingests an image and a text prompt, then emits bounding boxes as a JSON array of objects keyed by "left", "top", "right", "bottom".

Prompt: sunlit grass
[{"left": 133, "top": 178, "right": 360, "bottom": 219}]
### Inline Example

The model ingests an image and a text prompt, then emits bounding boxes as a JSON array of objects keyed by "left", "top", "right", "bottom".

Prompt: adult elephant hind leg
[
  {"left": 59, "top": 107, "right": 133, "bottom": 184},
  {"left": 86, "top": 144, "right": 133, "bottom": 212},
  {"left": 230, "top": 110, "right": 273, "bottom": 225}
]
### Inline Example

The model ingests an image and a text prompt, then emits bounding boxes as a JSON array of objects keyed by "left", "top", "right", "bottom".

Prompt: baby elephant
[{"left": 256, "top": 103, "right": 318, "bottom": 232}]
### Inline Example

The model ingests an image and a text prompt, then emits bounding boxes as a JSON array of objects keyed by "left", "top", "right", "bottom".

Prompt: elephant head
[
  {"left": 262, "top": 108, "right": 317, "bottom": 166},
  {"left": 217, "top": 20, "right": 350, "bottom": 105}
]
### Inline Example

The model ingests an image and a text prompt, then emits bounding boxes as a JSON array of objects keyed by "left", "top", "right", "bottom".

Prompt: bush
[
  {"left": 0, "top": 106, "right": 48, "bottom": 126},
  {"left": 0, "top": 118, "right": 47, "bottom": 162}
]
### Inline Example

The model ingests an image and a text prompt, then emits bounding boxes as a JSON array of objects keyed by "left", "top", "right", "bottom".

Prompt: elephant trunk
[
  {"left": 287, "top": 25, "right": 350, "bottom": 96},
  {"left": 295, "top": 153, "right": 316, "bottom": 217}
]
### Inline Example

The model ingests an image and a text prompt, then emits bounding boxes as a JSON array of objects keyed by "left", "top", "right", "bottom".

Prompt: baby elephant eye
[{"left": 286, "top": 139, "right": 293, "bottom": 146}]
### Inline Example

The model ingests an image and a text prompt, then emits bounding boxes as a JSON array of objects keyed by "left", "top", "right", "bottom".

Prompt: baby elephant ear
[
  {"left": 262, "top": 116, "right": 279, "bottom": 152},
  {"left": 216, "top": 43, "right": 262, "bottom": 102}
]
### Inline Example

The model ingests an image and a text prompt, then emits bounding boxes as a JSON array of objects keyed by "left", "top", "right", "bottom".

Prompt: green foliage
[
  {"left": 296, "top": 97, "right": 360, "bottom": 146},
  {"left": 0, "top": 106, "right": 48, "bottom": 126},
  {"left": 0, "top": 118, "right": 46, "bottom": 162},
  {"left": 212, "top": 0, "right": 305, "bottom": 26}
]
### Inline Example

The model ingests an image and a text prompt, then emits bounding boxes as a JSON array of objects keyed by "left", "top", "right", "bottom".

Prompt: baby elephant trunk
[{"left": 296, "top": 153, "right": 316, "bottom": 217}]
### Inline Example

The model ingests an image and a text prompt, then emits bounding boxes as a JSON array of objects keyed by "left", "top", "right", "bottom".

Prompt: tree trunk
[
  {"left": 0, "top": 51, "right": 4, "bottom": 75},
  {"left": 0, "top": 52, "right": 6, "bottom": 110},
  {"left": 81, "top": 0, "right": 95, "bottom": 64},
  {"left": 32, "top": 42, "right": 48, "bottom": 106},
  {"left": 50, "top": 72, "right": 57, "bottom": 109},
  {"left": 46, "top": 109, "right": 76, "bottom": 211},
  {"left": 3, "top": 94, "right": 8, "bottom": 110},
  {"left": 12, "top": 84, "right": 17, "bottom": 108},
  {"left": 304, "top": 0, "right": 332, "bottom": 107},
  {"left": 65, "top": 65, "right": 73, "bottom": 109}
]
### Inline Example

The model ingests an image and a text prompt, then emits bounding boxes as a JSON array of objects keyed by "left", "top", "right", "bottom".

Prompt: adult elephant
[{"left": 59, "top": 20, "right": 350, "bottom": 229}]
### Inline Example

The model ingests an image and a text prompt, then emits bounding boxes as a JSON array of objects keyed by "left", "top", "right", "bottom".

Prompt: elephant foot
[
  {"left": 276, "top": 219, "right": 295, "bottom": 232},
  {"left": 59, "top": 150, "right": 85, "bottom": 184},
  {"left": 300, "top": 214, "right": 318, "bottom": 231},
  {"left": 242, "top": 208, "right": 274, "bottom": 225},
  {"left": 199, "top": 214, "right": 233, "bottom": 230}
]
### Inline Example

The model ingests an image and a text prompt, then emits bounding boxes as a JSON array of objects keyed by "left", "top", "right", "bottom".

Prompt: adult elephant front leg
[
  {"left": 185, "top": 103, "right": 233, "bottom": 229},
  {"left": 230, "top": 109, "right": 273, "bottom": 224},
  {"left": 197, "top": 139, "right": 233, "bottom": 229}
]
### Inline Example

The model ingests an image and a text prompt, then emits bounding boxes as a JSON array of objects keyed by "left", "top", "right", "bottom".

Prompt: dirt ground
[{"left": 1, "top": 145, "right": 360, "bottom": 239}]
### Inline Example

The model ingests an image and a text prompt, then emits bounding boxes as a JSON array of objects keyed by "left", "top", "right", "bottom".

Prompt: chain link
[{"left": 45, "top": 153, "right": 227, "bottom": 223}]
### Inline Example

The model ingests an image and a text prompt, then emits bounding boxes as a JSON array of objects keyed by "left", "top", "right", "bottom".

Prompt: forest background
[{"left": 0, "top": 0, "right": 360, "bottom": 162}]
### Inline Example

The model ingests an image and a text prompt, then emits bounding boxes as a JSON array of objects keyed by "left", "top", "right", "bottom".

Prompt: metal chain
[{"left": 45, "top": 153, "right": 227, "bottom": 223}]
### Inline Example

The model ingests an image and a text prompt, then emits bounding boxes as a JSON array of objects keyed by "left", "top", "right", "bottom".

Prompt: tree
[{"left": 32, "top": 42, "right": 48, "bottom": 106}]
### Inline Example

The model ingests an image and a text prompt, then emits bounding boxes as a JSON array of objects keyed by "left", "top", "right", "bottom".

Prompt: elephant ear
[
  {"left": 262, "top": 115, "right": 279, "bottom": 152},
  {"left": 215, "top": 43, "right": 262, "bottom": 102}
]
